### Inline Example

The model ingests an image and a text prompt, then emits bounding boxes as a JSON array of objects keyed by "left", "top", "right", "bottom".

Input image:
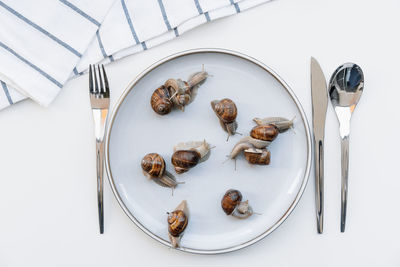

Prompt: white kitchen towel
[{"left": 0, "top": 0, "right": 272, "bottom": 110}]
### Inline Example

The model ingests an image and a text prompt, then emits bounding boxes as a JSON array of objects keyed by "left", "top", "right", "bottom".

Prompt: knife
[{"left": 311, "top": 57, "right": 328, "bottom": 234}]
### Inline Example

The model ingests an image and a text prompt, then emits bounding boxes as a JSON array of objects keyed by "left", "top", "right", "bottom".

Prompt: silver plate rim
[{"left": 104, "top": 48, "right": 312, "bottom": 255}]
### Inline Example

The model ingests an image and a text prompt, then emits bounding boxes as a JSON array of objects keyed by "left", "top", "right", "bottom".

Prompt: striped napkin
[{"left": 0, "top": 0, "right": 272, "bottom": 110}]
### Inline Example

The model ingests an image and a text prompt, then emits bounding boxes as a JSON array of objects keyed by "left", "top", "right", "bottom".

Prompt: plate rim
[{"left": 105, "top": 48, "right": 312, "bottom": 254}]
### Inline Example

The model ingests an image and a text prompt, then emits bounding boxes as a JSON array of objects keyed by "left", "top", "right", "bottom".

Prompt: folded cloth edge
[{"left": 0, "top": 0, "right": 273, "bottom": 110}]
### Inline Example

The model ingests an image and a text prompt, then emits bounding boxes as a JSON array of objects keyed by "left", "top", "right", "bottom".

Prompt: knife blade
[{"left": 311, "top": 57, "right": 328, "bottom": 234}]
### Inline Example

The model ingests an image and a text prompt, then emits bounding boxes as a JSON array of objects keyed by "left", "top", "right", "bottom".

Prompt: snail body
[
  {"left": 211, "top": 98, "right": 238, "bottom": 137},
  {"left": 167, "top": 200, "right": 189, "bottom": 248},
  {"left": 253, "top": 116, "right": 294, "bottom": 133},
  {"left": 229, "top": 136, "right": 271, "bottom": 160},
  {"left": 171, "top": 140, "right": 210, "bottom": 173},
  {"left": 141, "top": 153, "right": 179, "bottom": 188},
  {"left": 150, "top": 67, "right": 208, "bottom": 115},
  {"left": 187, "top": 69, "right": 208, "bottom": 88},
  {"left": 221, "top": 189, "right": 253, "bottom": 219}
]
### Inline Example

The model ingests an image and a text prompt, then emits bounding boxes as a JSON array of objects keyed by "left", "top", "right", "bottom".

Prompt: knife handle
[{"left": 314, "top": 137, "right": 324, "bottom": 234}]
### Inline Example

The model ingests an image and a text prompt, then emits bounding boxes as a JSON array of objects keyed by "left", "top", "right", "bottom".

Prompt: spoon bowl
[
  {"left": 328, "top": 63, "right": 364, "bottom": 232},
  {"left": 329, "top": 63, "right": 364, "bottom": 110}
]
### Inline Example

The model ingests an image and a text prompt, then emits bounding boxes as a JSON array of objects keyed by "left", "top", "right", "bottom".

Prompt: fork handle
[
  {"left": 96, "top": 140, "right": 104, "bottom": 234},
  {"left": 340, "top": 135, "right": 349, "bottom": 233}
]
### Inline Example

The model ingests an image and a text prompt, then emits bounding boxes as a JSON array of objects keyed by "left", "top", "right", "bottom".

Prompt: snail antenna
[
  {"left": 222, "top": 155, "right": 230, "bottom": 164},
  {"left": 169, "top": 90, "right": 178, "bottom": 99},
  {"left": 290, "top": 115, "right": 296, "bottom": 134},
  {"left": 201, "top": 65, "right": 213, "bottom": 77}
]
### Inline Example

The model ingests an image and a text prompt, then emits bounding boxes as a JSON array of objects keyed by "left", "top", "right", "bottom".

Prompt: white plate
[{"left": 105, "top": 48, "right": 311, "bottom": 254}]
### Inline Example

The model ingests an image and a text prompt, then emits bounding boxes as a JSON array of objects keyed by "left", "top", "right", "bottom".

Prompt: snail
[
  {"left": 171, "top": 140, "right": 211, "bottom": 174},
  {"left": 221, "top": 189, "right": 253, "bottom": 219},
  {"left": 167, "top": 200, "right": 189, "bottom": 248},
  {"left": 141, "top": 153, "right": 181, "bottom": 189},
  {"left": 150, "top": 66, "right": 208, "bottom": 115},
  {"left": 211, "top": 98, "right": 238, "bottom": 138},
  {"left": 253, "top": 116, "right": 295, "bottom": 133}
]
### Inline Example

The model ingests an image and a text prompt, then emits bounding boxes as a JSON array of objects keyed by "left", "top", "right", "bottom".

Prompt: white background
[{"left": 0, "top": 0, "right": 399, "bottom": 266}]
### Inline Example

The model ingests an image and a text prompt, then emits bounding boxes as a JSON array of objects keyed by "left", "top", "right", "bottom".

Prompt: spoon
[{"left": 329, "top": 63, "right": 364, "bottom": 232}]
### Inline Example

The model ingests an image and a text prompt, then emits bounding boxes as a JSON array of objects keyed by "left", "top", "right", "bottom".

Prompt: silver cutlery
[
  {"left": 89, "top": 65, "right": 110, "bottom": 234},
  {"left": 310, "top": 57, "right": 328, "bottom": 234},
  {"left": 328, "top": 63, "right": 364, "bottom": 232}
]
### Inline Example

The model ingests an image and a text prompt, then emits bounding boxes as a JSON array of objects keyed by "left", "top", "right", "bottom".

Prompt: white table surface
[{"left": 1, "top": 0, "right": 399, "bottom": 266}]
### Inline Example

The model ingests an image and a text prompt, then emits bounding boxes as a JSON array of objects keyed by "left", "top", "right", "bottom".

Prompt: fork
[{"left": 89, "top": 64, "right": 110, "bottom": 234}]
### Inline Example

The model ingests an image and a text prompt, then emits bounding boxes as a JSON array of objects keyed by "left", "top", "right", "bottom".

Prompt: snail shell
[
  {"left": 221, "top": 189, "right": 242, "bottom": 215},
  {"left": 244, "top": 148, "right": 271, "bottom": 165},
  {"left": 211, "top": 99, "right": 237, "bottom": 123},
  {"left": 171, "top": 150, "right": 201, "bottom": 174},
  {"left": 141, "top": 153, "right": 179, "bottom": 188},
  {"left": 211, "top": 98, "right": 238, "bottom": 136},
  {"left": 168, "top": 200, "right": 189, "bottom": 248},
  {"left": 141, "top": 153, "right": 165, "bottom": 178},
  {"left": 253, "top": 116, "right": 294, "bottom": 133},
  {"left": 150, "top": 86, "right": 173, "bottom": 115},
  {"left": 250, "top": 124, "right": 279, "bottom": 141},
  {"left": 221, "top": 189, "right": 253, "bottom": 219},
  {"left": 168, "top": 210, "right": 188, "bottom": 237}
]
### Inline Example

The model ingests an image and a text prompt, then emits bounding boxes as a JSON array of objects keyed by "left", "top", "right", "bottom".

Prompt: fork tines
[{"left": 89, "top": 64, "right": 109, "bottom": 97}]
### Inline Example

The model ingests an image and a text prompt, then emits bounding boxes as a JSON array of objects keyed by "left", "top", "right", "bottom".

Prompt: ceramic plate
[{"left": 105, "top": 48, "right": 311, "bottom": 254}]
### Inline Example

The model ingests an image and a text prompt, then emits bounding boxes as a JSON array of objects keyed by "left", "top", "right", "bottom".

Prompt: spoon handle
[{"left": 340, "top": 135, "right": 349, "bottom": 232}]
